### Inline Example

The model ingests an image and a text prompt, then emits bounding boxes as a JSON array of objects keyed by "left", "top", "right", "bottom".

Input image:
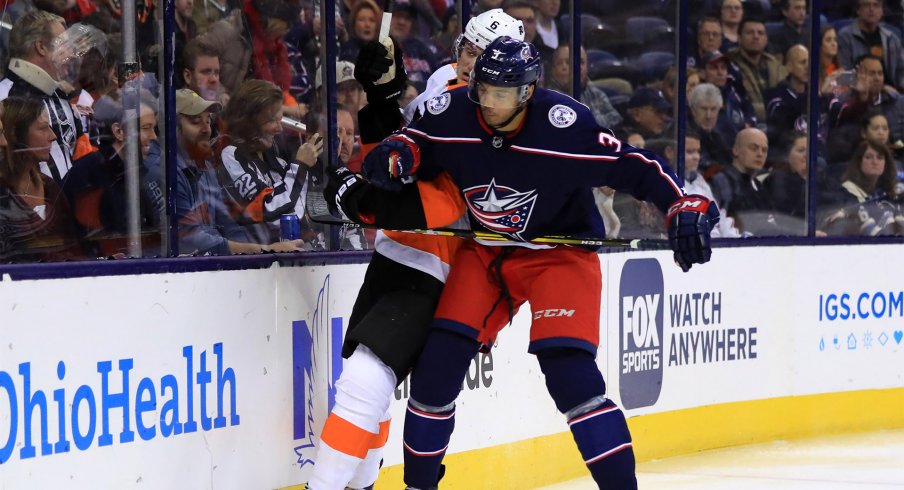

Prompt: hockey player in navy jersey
[{"left": 333, "top": 36, "right": 720, "bottom": 489}]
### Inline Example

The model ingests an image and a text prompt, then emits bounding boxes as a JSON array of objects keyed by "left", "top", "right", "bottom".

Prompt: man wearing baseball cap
[
  {"left": 316, "top": 60, "right": 366, "bottom": 112},
  {"left": 618, "top": 87, "right": 672, "bottom": 140},
  {"left": 173, "top": 88, "right": 304, "bottom": 255},
  {"left": 701, "top": 49, "right": 757, "bottom": 141}
]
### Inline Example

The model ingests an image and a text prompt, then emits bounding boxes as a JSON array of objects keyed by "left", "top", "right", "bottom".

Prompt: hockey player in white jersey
[{"left": 402, "top": 8, "right": 524, "bottom": 123}]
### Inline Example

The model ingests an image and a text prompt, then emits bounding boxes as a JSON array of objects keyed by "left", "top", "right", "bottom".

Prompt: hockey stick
[
  {"left": 308, "top": 214, "right": 670, "bottom": 250},
  {"left": 379, "top": 0, "right": 394, "bottom": 41}
]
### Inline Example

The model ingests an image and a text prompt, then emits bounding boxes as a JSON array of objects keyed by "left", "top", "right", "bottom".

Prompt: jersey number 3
[{"left": 599, "top": 132, "right": 622, "bottom": 153}]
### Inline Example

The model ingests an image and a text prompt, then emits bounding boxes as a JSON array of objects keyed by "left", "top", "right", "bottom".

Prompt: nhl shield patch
[
  {"left": 548, "top": 104, "right": 577, "bottom": 128},
  {"left": 426, "top": 92, "right": 451, "bottom": 115}
]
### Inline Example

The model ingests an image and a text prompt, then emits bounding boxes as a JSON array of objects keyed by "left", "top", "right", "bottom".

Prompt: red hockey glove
[{"left": 665, "top": 194, "right": 720, "bottom": 272}]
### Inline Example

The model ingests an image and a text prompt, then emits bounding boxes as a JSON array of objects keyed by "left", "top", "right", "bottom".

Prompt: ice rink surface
[{"left": 538, "top": 430, "right": 904, "bottom": 489}]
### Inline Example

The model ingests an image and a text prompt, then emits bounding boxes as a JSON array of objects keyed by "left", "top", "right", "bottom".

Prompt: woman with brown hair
[
  {"left": 216, "top": 78, "right": 324, "bottom": 247},
  {"left": 0, "top": 97, "right": 82, "bottom": 262},
  {"left": 818, "top": 26, "right": 841, "bottom": 92},
  {"left": 825, "top": 140, "right": 904, "bottom": 236},
  {"left": 340, "top": 0, "right": 383, "bottom": 62}
]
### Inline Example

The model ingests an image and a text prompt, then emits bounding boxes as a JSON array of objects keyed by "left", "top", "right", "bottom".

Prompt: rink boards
[{"left": 0, "top": 245, "right": 902, "bottom": 489}]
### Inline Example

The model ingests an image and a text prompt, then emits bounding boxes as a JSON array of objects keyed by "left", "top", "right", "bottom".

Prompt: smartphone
[
  {"left": 837, "top": 70, "right": 857, "bottom": 86},
  {"left": 281, "top": 117, "right": 307, "bottom": 132}
]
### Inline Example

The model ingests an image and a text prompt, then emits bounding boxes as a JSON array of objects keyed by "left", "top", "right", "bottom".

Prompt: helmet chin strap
[{"left": 489, "top": 104, "right": 525, "bottom": 130}]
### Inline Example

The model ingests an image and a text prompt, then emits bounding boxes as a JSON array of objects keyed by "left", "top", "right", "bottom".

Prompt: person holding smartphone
[{"left": 826, "top": 54, "right": 904, "bottom": 171}]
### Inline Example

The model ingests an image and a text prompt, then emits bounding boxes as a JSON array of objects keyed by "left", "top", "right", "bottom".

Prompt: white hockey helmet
[{"left": 454, "top": 9, "right": 524, "bottom": 59}]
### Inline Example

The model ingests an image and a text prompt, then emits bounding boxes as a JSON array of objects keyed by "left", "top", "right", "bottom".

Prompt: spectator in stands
[
  {"left": 710, "top": 127, "right": 779, "bottom": 235},
  {"left": 818, "top": 26, "right": 844, "bottom": 96},
  {"left": 476, "top": 0, "right": 505, "bottom": 14},
  {"left": 825, "top": 140, "right": 904, "bottom": 235},
  {"left": 75, "top": 34, "right": 120, "bottom": 107},
  {"left": 861, "top": 110, "right": 891, "bottom": 148},
  {"left": 174, "top": 0, "right": 199, "bottom": 83},
  {"left": 433, "top": 7, "right": 461, "bottom": 63},
  {"left": 536, "top": 0, "right": 560, "bottom": 50},
  {"left": 340, "top": 0, "right": 382, "bottom": 62},
  {"left": 399, "top": 80, "right": 420, "bottom": 108},
  {"left": 0, "top": 96, "right": 82, "bottom": 262},
  {"left": 619, "top": 87, "right": 670, "bottom": 140},
  {"left": 827, "top": 55, "right": 904, "bottom": 170},
  {"left": 689, "top": 82, "right": 734, "bottom": 174},
  {"left": 408, "top": 0, "right": 445, "bottom": 35},
  {"left": 701, "top": 50, "right": 756, "bottom": 142},
  {"left": 661, "top": 65, "right": 701, "bottom": 110},
  {"left": 728, "top": 17, "right": 788, "bottom": 120},
  {"left": 592, "top": 186, "right": 621, "bottom": 238},
  {"left": 215, "top": 79, "right": 324, "bottom": 246},
  {"left": 198, "top": 10, "right": 251, "bottom": 97},
  {"left": 64, "top": 91, "right": 165, "bottom": 257},
  {"left": 285, "top": 19, "right": 317, "bottom": 108},
  {"left": 837, "top": 0, "right": 904, "bottom": 90},
  {"left": 719, "top": 0, "right": 744, "bottom": 51},
  {"left": 172, "top": 88, "right": 303, "bottom": 255},
  {"left": 663, "top": 130, "right": 741, "bottom": 237},
  {"left": 765, "top": 44, "right": 809, "bottom": 153},
  {"left": 546, "top": 45, "right": 622, "bottom": 128},
  {"left": 93, "top": 0, "right": 156, "bottom": 61},
  {"left": 182, "top": 37, "right": 227, "bottom": 104},
  {"left": 315, "top": 61, "right": 366, "bottom": 114},
  {"left": 390, "top": 0, "right": 439, "bottom": 86},
  {"left": 192, "top": 0, "right": 240, "bottom": 34},
  {"left": 245, "top": 0, "right": 308, "bottom": 119},
  {"left": 767, "top": 0, "right": 807, "bottom": 59},
  {"left": 692, "top": 16, "right": 724, "bottom": 68},
  {"left": 337, "top": 106, "right": 358, "bottom": 166},
  {"left": 3, "top": 10, "right": 95, "bottom": 182},
  {"left": 763, "top": 131, "right": 813, "bottom": 234},
  {"left": 860, "top": 111, "right": 904, "bottom": 167},
  {"left": 504, "top": 0, "right": 554, "bottom": 62},
  {"left": 317, "top": 105, "right": 369, "bottom": 249}
]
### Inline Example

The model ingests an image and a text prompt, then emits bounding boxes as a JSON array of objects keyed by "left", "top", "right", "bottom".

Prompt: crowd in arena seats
[{"left": 2, "top": 0, "right": 904, "bottom": 264}]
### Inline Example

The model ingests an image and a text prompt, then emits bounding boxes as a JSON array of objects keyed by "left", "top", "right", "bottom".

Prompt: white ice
[{"left": 538, "top": 429, "right": 904, "bottom": 489}]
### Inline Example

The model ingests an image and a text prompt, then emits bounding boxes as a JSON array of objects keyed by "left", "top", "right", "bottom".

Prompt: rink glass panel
[{"left": 3, "top": 0, "right": 902, "bottom": 268}]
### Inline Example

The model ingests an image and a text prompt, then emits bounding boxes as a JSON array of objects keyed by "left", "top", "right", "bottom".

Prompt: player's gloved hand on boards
[
  {"left": 666, "top": 194, "right": 720, "bottom": 272},
  {"left": 355, "top": 38, "right": 407, "bottom": 103},
  {"left": 324, "top": 166, "right": 375, "bottom": 224},
  {"left": 361, "top": 133, "right": 421, "bottom": 191}
]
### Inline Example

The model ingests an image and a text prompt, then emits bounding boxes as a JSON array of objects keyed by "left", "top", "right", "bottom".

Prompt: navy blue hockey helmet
[{"left": 468, "top": 36, "right": 541, "bottom": 108}]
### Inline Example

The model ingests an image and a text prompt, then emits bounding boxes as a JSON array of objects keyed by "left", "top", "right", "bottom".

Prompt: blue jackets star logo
[{"left": 463, "top": 179, "right": 538, "bottom": 238}]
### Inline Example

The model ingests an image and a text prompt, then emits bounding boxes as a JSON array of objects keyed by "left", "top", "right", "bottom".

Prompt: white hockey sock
[
  {"left": 347, "top": 406, "right": 392, "bottom": 489},
  {"left": 307, "top": 346, "right": 396, "bottom": 490}
]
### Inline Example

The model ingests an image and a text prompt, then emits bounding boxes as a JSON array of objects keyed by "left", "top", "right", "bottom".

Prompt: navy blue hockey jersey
[{"left": 402, "top": 87, "right": 685, "bottom": 242}]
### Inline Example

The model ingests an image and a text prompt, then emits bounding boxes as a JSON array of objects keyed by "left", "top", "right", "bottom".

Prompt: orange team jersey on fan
[{"left": 358, "top": 141, "right": 467, "bottom": 283}]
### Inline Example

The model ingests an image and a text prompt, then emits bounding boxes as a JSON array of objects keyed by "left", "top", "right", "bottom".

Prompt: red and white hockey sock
[{"left": 568, "top": 399, "right": 637, "bottom": 489}]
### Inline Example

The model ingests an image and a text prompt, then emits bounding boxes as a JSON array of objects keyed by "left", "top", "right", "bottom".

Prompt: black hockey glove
[
  {"left": 665, "top": 194, "right": 720, "bottom": 272},
  {"left": 355, "top": 39, "right": 407, "bottom": 103},
  {"left": 324, "top": 167, "right": 375, "bottom": 225}
]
